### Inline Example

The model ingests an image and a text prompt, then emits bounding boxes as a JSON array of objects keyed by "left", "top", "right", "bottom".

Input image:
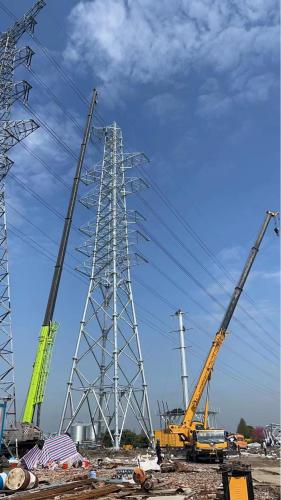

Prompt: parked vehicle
[{"left": 227, "top": 433, "right": 248, "bottom": 450}]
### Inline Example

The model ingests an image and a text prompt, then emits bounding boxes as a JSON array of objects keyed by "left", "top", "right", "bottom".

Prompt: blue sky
[{"left": 0, "top": 0, "right": 279, "bottom": 433}]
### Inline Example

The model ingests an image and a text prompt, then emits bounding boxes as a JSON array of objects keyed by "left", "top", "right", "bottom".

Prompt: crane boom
[
  {"left": 22, "top": 90, "right": 98, "bottom": 426},
  {"left": 171, "top": 210, "right": 278, "bottom": 433},
  {"left": 219, "top": 210, "right": 278, "bottom": 332}
]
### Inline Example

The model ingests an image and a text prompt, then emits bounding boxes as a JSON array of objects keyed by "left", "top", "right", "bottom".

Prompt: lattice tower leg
[{"left": 59, "top": 123, "right": 154, "bottom": 449}]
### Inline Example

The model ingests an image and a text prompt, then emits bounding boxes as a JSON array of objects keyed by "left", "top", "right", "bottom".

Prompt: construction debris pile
[{"left": 0, "top": 446, "right": 278, "bottom": 499}]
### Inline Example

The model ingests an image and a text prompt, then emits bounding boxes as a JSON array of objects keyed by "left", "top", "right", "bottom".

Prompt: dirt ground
[{"left": 28, "top": 447, "right": 280, "bottom": 499}]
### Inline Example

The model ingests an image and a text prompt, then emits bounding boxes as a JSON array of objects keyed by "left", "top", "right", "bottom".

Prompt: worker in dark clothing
[
  {"left": 156, "top": 439, "right": 162, "bottom": 465},
  {"left": 261, "top": 441, "right": 267, "bottom": 456}
]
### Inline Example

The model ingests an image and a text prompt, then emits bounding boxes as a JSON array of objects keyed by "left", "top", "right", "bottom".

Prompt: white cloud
[
  {"left": 197, "top": 92, "right": 232, "bottom": 116},
  {"left": 5, "top": 101, "right": 82, "bottom": 241},
  {"left": 218, "top": 245, "right": 244, "bottom": 263},
  {"left": 9, "top": 102, "right": 80, "bottom": 195},
  {"left": 64, "top": 0, "right": 278, "bottom": 108},
  {"left": 235, "top": 73, "right": 278, "bottom": 103},
  {"left": 196, "top": 70, "right": 278, "bottom": 116},
  {"left": 144, "top": 93, "right": 182, "bottom": 121},
  {"left": 251, "top": 269, "right": 280, "bottom": 281}
]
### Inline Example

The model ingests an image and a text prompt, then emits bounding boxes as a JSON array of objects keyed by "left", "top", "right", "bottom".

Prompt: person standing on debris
[
  {"left": 156, "top": 439, "right": 162, "bottom": 465},
  {"left": 261, "top": 440, "right": 267, "bottom": 456}
]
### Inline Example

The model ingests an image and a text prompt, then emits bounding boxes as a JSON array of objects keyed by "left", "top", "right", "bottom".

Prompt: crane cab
[{"left": 187, "top": 428, "right": 227, "bottom": 462}]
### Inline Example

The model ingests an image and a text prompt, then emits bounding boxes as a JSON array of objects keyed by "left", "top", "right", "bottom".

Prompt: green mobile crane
[{"left": 22, "top": 90, "right": 98, "bottom": 427}]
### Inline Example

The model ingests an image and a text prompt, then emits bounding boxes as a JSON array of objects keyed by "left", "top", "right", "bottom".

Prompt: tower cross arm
[{"left": 0, "top": 0, "right": 46, "bottom": 44}]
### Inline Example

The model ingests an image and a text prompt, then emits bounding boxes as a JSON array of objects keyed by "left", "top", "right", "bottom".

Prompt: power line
[
  {"left": 7, "top": 203, "right": 80, "bottom": 266},
  {"left": 17, "top": 141, "right": 71, "bottom": 190},
  {"left": 141, "top": 224, "right": 278, "bottom": 362},
  {"left": 27, "top": 67, "right": 82, "bottom": 133},
  {"left": 9, "top": 173, "right": 82, "bottom": 237},
  {"left": 139, "top": 167, "right": 279, "bottom": 333},
  {"left": 16, "top": 124, "right": 278, "bottom": 365},
  {"left": 138, "top": 304, "right": 276, "bottom": 391},
  {"left": 29, "top": 54, "right": 277, "bottom": 345},
  {"left": 8, "top": 223, "right": 87, "bottom": 288},
  {"left": 135, "top": 275, "right": 278, "bottom": 372},
  {"left": 137, "top": 191, "right": 229, "bottom": 292},
  {"left": 150, "top": 257, "right": 278, "bottom": 365},
  {"left": 7, "top": 182, "right": 277, "bottom": 399},
  {"left": 27, "top": 66, "right": 106, "bottom": 131},
  {"left": 0, "top": 0, "right": 90, "bottom": 107},
  {"left": 9, "top": 218, "right": 274, "bottom": 399},
  {"left": 10, "top": 164, "right": 277, "bottom": 394},
  {"left": 1, "top": 0, "right": 278, "bottom": 410},
  {"left": 137, "top": 307, "right": 277, "bottom": 398},
  {"left": 21, "top": 102, "right": 79, "bottom": 162},
  {"left": 137, "top": 191, "right": 279, "bottom": 348},
  {"left": 9, "top": 173, "right": 66, "bottom": 221},
  {"left": 32, "top": 33, "right": 89, "bottom": 106},
  {"left": 14, "top": 120, "right": 278, "bottom": 362},
  {"left": 3, "top": 0, "right": 277, "bottom": 341},
  {"left": 147, "top": 259, "right": 278, "bottom": 367}
]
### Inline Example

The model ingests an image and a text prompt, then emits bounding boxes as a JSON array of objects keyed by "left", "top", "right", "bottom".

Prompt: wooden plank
[
  {"left": 55, "top": 484, "right": 122, "bottom": 500},
  {"left": 7, "top": 479, "right": 94, "bottom": 499}
]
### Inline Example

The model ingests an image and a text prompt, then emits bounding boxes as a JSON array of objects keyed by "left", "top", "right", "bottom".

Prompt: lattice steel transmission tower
[
  {"left": 60, "top": 123, "right": 154, "bottom": 448},
  {"left": 0, "top": 1, "right": 45, "bottom": 427}
]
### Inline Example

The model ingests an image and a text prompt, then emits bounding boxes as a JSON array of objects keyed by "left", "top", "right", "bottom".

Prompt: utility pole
[
  {"left": 175, "top": 309, "right": 189, "bottom": 410},
  {"left": 0, "top": 0, "right": 45, "bottom": 428},
  {"left": 22, "top": 89, "right": 98, "bottom": 427},
  {"left": 59, "top": 122, "right": 154, "bottom": 449}
]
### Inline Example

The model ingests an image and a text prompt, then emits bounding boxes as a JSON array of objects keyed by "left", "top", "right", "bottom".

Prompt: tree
[
  {"left": 102, "top": 429, "right": 149, "bottom": 448},
  {"left": 120, "top": 429, "right": 137, "bottom": 446},
  {"left": 247, "top": 425, "right": 254, "bottom": 436},
  {"left": 101, "top": 430, "right": 112, "bottom": 447},
  {"left": 237, "top": 418, "right": 250, "bottom": 437},
  {"left": 250, "top": 426, "right": 265, "bottom": 443},
  {"left": 133, "top": 433, "right": 149, "bottom": 448}
]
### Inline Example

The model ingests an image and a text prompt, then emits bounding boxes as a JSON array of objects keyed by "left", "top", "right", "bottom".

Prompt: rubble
[{"left": 0, "top": 448, "right": 278, "bottom": 499}]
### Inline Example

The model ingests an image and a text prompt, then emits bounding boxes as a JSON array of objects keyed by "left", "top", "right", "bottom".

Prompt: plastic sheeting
[{"left": 21, "top": 434, "right": 83, "bottom": 470}]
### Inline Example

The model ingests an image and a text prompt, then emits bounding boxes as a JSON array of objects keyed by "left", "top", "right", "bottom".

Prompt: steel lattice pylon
[
  {"left": 0, "top": 1, "right": 45, "bottom": 427},
  {"left": 60, "top": 123, "right": 154, "bottom": 448}
]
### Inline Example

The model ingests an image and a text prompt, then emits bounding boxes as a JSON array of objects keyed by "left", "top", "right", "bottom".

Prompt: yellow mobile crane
[{"left": 155, "top": 210, "right": 279, "bottom": 462}]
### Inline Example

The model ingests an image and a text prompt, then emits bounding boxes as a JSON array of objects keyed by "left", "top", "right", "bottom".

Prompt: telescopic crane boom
[
  {"left": 170, "top": 210, "right": 279, "bottom": 437},
  {"left": 22, "top": 90, "right": 98, "bottom": 427}
]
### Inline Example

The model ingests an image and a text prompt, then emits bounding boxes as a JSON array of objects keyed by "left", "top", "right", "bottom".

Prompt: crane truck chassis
[
  {"left": 155, "top": 425, "right": 227, "bottom": 463},
  {"left": 185, "top": 428, "right": 226, "bottom": 462},
  {"left": 155, "top": 210, "right": 279, "bottom": 463}
]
